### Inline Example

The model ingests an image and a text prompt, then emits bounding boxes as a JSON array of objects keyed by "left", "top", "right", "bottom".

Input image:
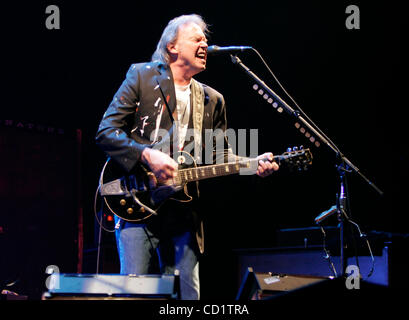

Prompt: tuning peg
[
  {"left": 286, "top": 147, "right": 292, "bottom": 152},
  {"left": 299, "top": 145, "right": 304, "bottom": 150},
  {"left": 292, "top": 146, "right": 298, "bottom": 151}
]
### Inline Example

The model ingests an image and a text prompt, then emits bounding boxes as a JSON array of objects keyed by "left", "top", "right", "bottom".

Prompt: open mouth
[{"left": 196, "top": 52, "right": 207, "bottom": 61}]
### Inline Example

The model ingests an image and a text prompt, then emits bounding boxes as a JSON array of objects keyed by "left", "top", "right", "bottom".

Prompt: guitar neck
[{"left": 176, "top": 155, "right": 283, "bottom": 184}]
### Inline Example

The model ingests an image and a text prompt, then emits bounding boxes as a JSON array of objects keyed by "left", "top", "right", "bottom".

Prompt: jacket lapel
[{"left": 154, "top": 64, "right": 177, "bottom": 122}]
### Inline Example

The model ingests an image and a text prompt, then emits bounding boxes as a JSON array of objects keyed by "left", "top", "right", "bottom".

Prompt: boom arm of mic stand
[
  {"left": 230, "top": 55, "right": 335, "bottom": 149},
  {"left": 341, "top": 156, "right": 384, "bottom": 196},
  {"left": 230, "top": 54, "right": 383, "bottom": 196}
]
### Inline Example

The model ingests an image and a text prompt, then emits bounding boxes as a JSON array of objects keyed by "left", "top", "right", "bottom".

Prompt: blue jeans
[{"left": 114, "top": 215, "right": 200, "bottom": 300}]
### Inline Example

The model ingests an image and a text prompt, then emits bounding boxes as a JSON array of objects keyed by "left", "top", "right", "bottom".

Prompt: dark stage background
[{"left": 1, "top": 1, "right": 407, "bottom": 299}]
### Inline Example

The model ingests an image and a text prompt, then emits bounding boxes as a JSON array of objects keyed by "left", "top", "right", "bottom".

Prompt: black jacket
[
  {"left": 96, "top": 61, "right": 228, "bottom": 172},
  {"left": 96, "top": 61, "right": 229, "bottom": 253}
]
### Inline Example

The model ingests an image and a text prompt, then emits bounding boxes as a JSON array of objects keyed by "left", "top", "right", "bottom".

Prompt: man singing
[{"left": 96, "top": 14, "right": 278, "bottom": 299}]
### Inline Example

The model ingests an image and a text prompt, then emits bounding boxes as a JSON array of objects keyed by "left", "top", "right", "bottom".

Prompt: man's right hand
[{"left": 141, "top": 148, "right": 178, "bottom": 182}]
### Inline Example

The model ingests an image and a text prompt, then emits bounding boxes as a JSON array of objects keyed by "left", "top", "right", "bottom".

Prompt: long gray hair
[{"left": 151, "top": 14, "right": 208, "bottom": 65}]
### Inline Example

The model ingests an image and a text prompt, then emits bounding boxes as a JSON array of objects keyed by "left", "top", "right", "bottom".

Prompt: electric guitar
[{"left": 99, "top": 147, "right": 312, "bottom": 222}]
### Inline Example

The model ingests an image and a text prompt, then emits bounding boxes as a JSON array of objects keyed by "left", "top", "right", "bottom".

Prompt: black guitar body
[{"left": 99, "top": 151, "right": 195, "bottom": 222}]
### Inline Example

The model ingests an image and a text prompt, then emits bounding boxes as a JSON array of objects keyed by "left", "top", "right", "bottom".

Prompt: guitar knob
[
  {"left": 120, "top": 199, "right": 126, "bottom": 206},
  {"left": 177, "top": 154, "right": 186, "bottom": 164},
  {"left": 139, "top": 207, "right": 146, "bottom": 213},
  {"left": 127, "top": 208, "right": 134, "bottom": 215}
]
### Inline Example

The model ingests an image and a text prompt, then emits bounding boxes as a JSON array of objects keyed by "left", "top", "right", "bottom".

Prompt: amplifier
[
  {"left": 236, "top": 267, "right": 331, "bottom": 300},
  {"left": 42, "top": 273, "right": 180, "bottom": 300}
]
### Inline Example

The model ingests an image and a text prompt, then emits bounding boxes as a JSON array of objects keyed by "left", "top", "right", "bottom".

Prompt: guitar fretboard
[
  {"left": 176, "top": 160, "right": 250, "bottom": 184},
  {"left": 175, "top": 154, "right": 288, "bottom": 185}
]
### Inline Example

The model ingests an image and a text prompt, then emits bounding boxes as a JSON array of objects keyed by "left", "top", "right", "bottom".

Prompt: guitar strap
[
  {"left": 157, "top": 75, "right": 204, "bottom": 196},
  {"left": 190, "top": 78, "right": 204, "bottom": 198},
  {"left": 190, "top": 78, "right": 204, "bottom": 161}
]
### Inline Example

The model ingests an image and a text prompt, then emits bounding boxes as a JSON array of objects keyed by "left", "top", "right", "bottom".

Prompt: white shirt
[{"left": 174, "top": 80, "right": 191, "bottom": 151}]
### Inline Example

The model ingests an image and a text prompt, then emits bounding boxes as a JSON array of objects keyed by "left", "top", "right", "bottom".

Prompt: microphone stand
[{"left": 230, "top": 54, "right": 383, "bottom": 277}]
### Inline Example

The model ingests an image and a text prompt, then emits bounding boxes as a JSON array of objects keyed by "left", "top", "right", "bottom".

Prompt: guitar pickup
[{"left": 100, "top": 178, "right": 129, "bottom": 196}]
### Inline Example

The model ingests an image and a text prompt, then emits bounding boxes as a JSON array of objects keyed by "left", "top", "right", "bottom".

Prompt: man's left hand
[{"left": 256, "top": 152, "right": 279, "bottom": 177}]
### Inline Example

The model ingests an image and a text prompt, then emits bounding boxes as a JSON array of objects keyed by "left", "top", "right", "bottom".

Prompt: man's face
[{"left": 169, "top": 22, "right": 208, "bottom": 76}]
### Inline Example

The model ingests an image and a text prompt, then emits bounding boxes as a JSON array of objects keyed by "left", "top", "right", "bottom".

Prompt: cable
[
  {"left": 320, "top": 226, "right": 338, "bottom": 277},
  {"left": 93, "top": 184, "right": 116, "bottom": 233},
  {"left": 250, "top": 48, "right": 342, "bottom": 155},
  {"left": 96, "top": 207, "right": 102, "bottom": 274},
  {"left": 341, "top": 209, "right": 375, "bottom": 279},
  {"left": 343, "top": 173, "right": 363, "bottom": 274},
  {"left": 94, "top": 160, "right": 117, "bottom": 273}
]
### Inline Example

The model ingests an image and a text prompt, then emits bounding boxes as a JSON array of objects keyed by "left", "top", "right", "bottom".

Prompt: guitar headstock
[{"left": 281, "top": 146, "right": 313, "bottom": 171}]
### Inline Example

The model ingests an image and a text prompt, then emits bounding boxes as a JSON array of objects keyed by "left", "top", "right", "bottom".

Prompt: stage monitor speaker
[
  {"left": 42, "top": 272, "right": 180, "bottom": 300},
  {"left": 236, "top": 267, "right": 331, "bottom": 300}
]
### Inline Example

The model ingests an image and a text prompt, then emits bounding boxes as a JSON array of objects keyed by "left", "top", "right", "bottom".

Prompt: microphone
[{"left": 207, "top": 45, "right": 252, "bottom": 54}]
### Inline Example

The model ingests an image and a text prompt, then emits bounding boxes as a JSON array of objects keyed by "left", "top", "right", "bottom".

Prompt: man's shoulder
[
  {"left": 199, "top": 81, "right": 224, "bottom": 100},
  {"left": 127, "top": 61, "right": 163, "bottom": 74}
]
